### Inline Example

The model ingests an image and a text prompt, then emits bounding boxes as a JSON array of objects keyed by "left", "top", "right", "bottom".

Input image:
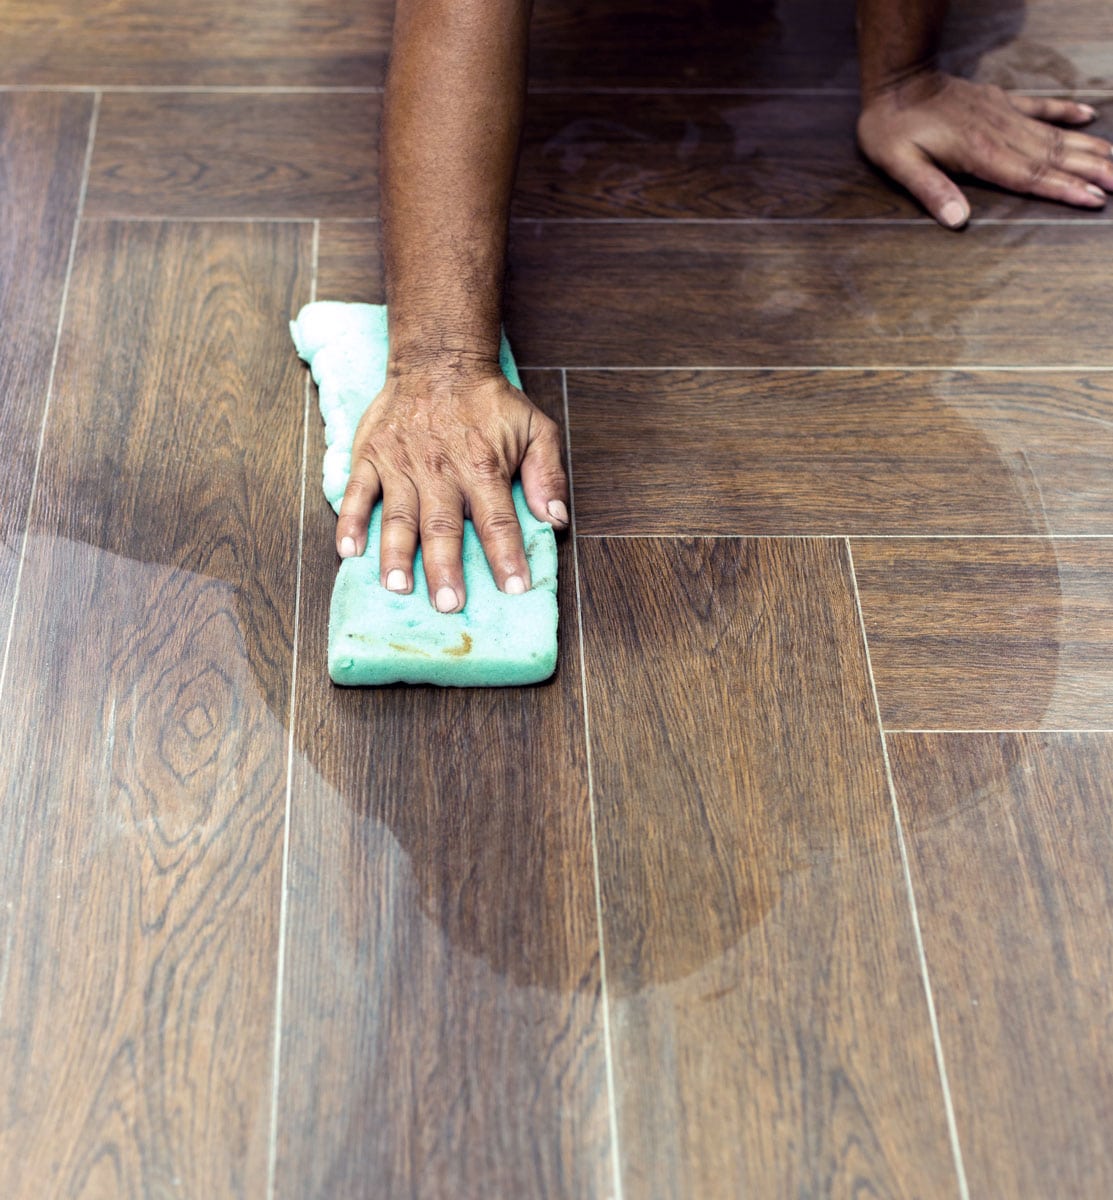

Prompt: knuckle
[
  {"left": 468, "top": 445, "right": 507, "bottom": 481},
  {"left": 381, "top": 502, "right": 419, "bottom": 533},
  {"left": 343, "top": 475, "right": 371, "bottom": 500},
  {"left": 421, "top": 512, "right": 464, "bottom": 540},
  {"left": 422, "top": 447, "right": 452, "bottom": 478},
  {"left": 1045, "top": 126, "right": 1067, "bottom": 167},
  {"left": 475, "top": 509, "right": 522, "bottom": 543},
  {"left": 1022, "top": 155, "right": 1052, "bottom": 190}
]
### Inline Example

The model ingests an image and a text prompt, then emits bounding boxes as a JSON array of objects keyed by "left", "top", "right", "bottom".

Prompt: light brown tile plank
[
  {"left": 0, "top": 92, "right": 91, "bottom": 635},
  {"left": 516, "top": 92, "right": 1112, "bottom": 221},
  {"left": 0, "top": 220, "right": 311, "bottom": 1197},
  {"left": 86, "top": 93, "right": 380, "bottom": 219},
  {"left": 565, "top": 369, "right": 1113, "bottom": 536},
  {"left": 316, "top": 222, "right": 1113, "bottom": 367},
  {"left": 889, "top": 731, "right": 1113, "bottom": 1196},
  {"left": 0, "top": 0, "right": 389, "bottom": 87},
  {"left": 579, "top": 537, "right": 957, "bottom": 1197},
  {"left": 275, "top": 371, "right": 613, "bottom": 1198},
  {"left": 952, "top": 0, "right": 1113, "bottom": 90},
  {"left": 853, "top": 538, "right": 1113, "bottom": 730}
]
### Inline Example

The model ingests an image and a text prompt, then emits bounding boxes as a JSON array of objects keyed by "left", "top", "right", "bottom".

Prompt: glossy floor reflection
[{"left": 1, "top": 0, "right": 1112, "bottom": 1196}]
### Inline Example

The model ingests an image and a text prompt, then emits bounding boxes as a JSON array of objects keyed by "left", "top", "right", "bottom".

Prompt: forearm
[
  {"left": 382, "top": 0, "right": 532, "bottom": 373},
  {"left": 856, "top": 0, "right": 949, "bottom": 99}
]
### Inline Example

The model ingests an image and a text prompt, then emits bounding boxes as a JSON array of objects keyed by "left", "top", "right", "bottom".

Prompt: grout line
[
  {"left": 0, "top": 84, "right": 386, "bottom": 94},
  {"left": 0, "top": 83, "right": 856, "bottom": 96},
  {"left": 83, "top": 215, "right": 353, "bottom": 225},
  {"left": 887, "top": 728, "right": 1113, "bottom": 735},
  {"left": 81, "top": 215, "right": 1113, "bottom": 228},
  {"left": 531, "top": 364, "right": 1113, "bottom": 372},
  {"left": 5, "top": 83, "right": 1113, "bottom": 97},
  {"left": 527, "top": 86, "right": 861, "bottom": 95},
  {"left": 846, "top": 537, "right": 970, "bottom": 1200},
  {"left": 573, "top": 533, "right": 1113, "bottom": 540},
  {"left": 267, "top": 217, "right": 319, "bottom": 1200},
  {"left": 510, "top": 216, "right": 1113, "bottom": 225},
  {"left": 0, "top": 91, "right": 100, "bottom": 717},
  {"left": 564, "top": 368, "right": 624, "bottom": 1200}
]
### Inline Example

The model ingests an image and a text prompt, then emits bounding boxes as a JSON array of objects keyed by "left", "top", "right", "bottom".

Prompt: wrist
[
  {"left": 860, "top": 61, "right": 946, "bottom": 108},
  {"left": 386, "top": 344, "right": 502, "bottom": 383}
]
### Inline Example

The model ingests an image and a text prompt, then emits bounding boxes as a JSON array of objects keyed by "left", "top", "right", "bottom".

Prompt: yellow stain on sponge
[{"left": 290, "top": 302, "right": 559, "bottom": 687}]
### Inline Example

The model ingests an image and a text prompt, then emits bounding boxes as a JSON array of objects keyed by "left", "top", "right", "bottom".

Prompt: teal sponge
[{"left": 290, "top": 302, "right": 558, "bottom": 686}]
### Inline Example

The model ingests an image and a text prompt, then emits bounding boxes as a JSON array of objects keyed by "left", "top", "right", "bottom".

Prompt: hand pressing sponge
[{"left": 290, "top": 302, "right": 559, "bottom": 686}]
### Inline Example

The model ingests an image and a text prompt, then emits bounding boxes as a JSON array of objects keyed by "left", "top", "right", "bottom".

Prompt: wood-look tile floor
[{"left": 1, "top": 2, "right": 1111, "bottom": 1197}]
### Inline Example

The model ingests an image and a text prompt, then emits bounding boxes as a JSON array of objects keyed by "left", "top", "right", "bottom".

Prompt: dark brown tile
[
  {"left": 315, "top": 221, "right": 382, "bottom": 302},
  {"left": 274, "top": 372, "right": 613, "bottom": 1198},
  {"left": 86, "top": 93, "right": 380, "bottom": 219},
  {"left": 579, "top": 537, "right": 957, "bottom": 1197},
  {"left": 565, "top": 370, "right": 1113, "bottom": 536},
  {"left": 0, "top": 1, "right": 390, "bottom": 86},
  {"left": 508, "top": 223, "right": 1113, "bottom": 368},
  {"left": 316, "top": 221, "right": 1113, "bottom": 368},
  {"left": 889, "top": 731, "right": 1113, "bottom": 1196},
  {"left": 0, "top": 91, "right": 92, "bottom": 634},
  {"left": 853, "top": 538, "right": 1113, "bottom": 730},
  {"left": 527, "top": 0, "right": 858, "bottom": 89},
  {"left": 0, "top": 220, "right": 311, "bottom": 1196},
  {"left": 516, "top": 92, "right": 1113, "bottom": 221}
]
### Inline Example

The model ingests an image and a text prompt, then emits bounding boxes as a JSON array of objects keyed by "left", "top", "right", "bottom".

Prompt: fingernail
[
  {"left": 1079, "top": 103, "right": 1098, "bottom": 119},
  {"left": 547, "top": 499, "right": 569, "bottom": 525},
  {"left": 385, "top": 569, "right": 407, "bottom": 592},
  {"left": 339, "top": 536, "right": 356, "bottom": 557},
  {"left": 435, "top": 586, "right": 459, "bottom": 613},
  {"left": 940, "top": 200, "right": 967, "bottom": 228},
  {"left": 505, "top": 574, "right": 527, "bottom": 595},
  {"left": 1086, "top": 183, "right": 1106, "bottom": 200}
]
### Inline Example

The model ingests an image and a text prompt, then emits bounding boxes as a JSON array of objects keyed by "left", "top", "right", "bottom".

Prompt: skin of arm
[
  {"left": 336, "top": 0, "right": 568, "bottom": 613},
  {"left": 856, "top": 0, "right": 1113, "bottom": 226}
]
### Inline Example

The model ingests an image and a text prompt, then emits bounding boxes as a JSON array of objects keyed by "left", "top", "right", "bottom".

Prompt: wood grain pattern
[
  {"left": 565, "top": 369, "right": 1113, "bottom": 536},
  {"left": 504, "top": 223, "right": 1113, "bottom": 368},
  {"left": 516, "top": 92, "right": 1111, "bottom": 221},
  {"left": 315, "top": 221, "right": 383, "bottom": 303},
  {"left": 87, "top": 93, "right": 381, "bottom": 220},
  {"left": 852, "top": 538, "right": 1113, "bottom": 730},
  {"left": 0, "top": 220, "right": 311, "bottom": 1197},
  {"left": 274, "top": 370, "right": 613, "bottom": 1199},
  {"left": 950, "top": 0, "right": 1113, "bottom": 89},
  {"left": 315, "top": 222, "right": 1113, "bottom": 367},
  {"left": 0, "top": 1, "right": 390, "bottom": 86},
  {"left": 578, "top": 537, "right": 957, "bottom": 1198},
  {"left": 889, "top": 732, "right": 1113, "bottom": 1197},
  {"left": 0, "top": 92, "right": 92, "bottom": 643}
]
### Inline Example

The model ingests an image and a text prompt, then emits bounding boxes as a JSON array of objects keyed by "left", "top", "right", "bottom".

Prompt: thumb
[
  {"left": 519, "top": 412, "right": 570, "bottom": 530},
  {"left": 885, "top": 142, "right": 971, "bottom": 229}
]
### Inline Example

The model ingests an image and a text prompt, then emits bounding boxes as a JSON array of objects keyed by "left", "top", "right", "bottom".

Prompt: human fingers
[
  {"left": 1001, "top": 114, "right": 1113, "bottom": 192},
  {"left": 378, "top": 475, "right": 419, "bottom": 593},
  {"left": 1008, "top": 95, "right": 1100, "bottom": 126},
  {"left": 876, "top": 140, "right": 971, "bottom": 228},
  {"left": 519, "top": 410, "right": 570, "bottom": 530},
  {"left": 337, "top": 453, "right": 382, "bottom": 558},
  {"left": 468, "top": 480, "right": 532, "bottom": 594},
  {"left": 977, "top": 141, "right": 1107, "bottom": 208},
  {"left": 419, "top": 490, "right": 467, "bottom": 613}
]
